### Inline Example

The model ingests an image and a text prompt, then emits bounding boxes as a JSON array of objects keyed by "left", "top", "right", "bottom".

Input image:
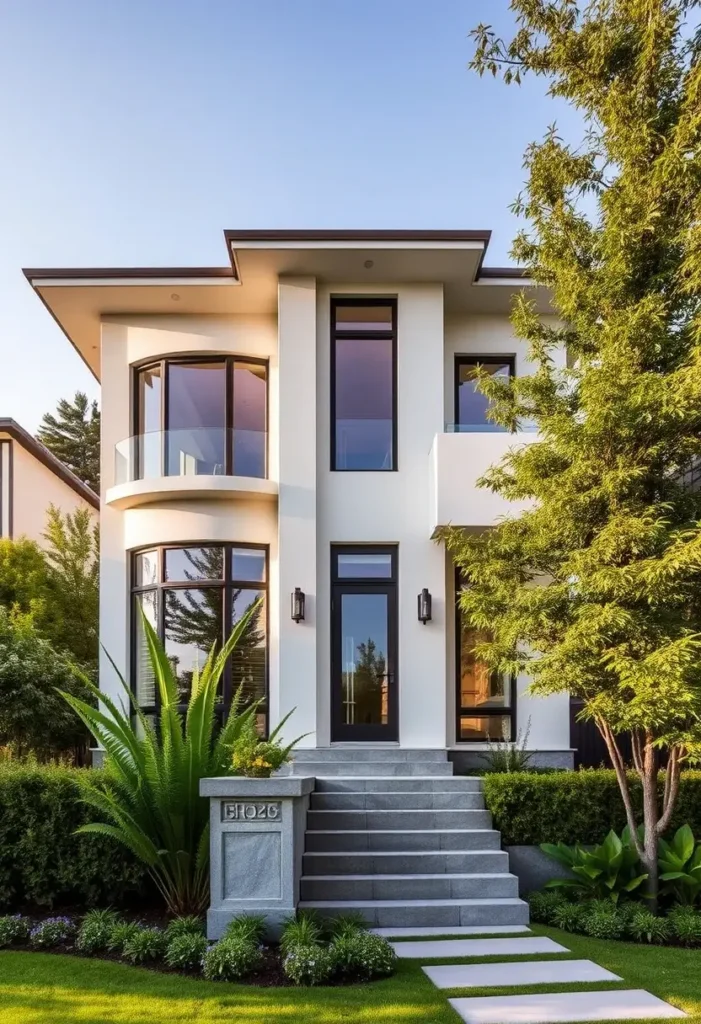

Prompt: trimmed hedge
[
  {"left": 0, "top": 761, "right": 147, "bottom": 910},
  {"left": 483, "top": 769, "right": 701, "bottom": 845}
]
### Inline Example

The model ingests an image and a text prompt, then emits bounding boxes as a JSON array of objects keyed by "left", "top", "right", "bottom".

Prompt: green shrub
[
  {"left": 280, "top": 912, "right": 322, "bottom": 954},
  {"left": 164, "top": 915, "right": 205, "bottom": 942},
  {"left": 164, "top": 932, "right": 208, "bottom": 971},
  {"left": 668, "top": 906, "right": 701, "bottom": 946},
  {"left": 541, "top": 828, "right": 647, "bottom": 902},
  {"left": 76, "top": 909, "right": 120, "bottom": 954},
  {"left": 552, "top": 901, "right": 588, "bottom": 933},
  {"left": 283, "top": 944, "right": 334, "bottom": 986},
  {"left": 29, "top": 916, "right": 76, "bottom": 948},
  {"left": 202, "top": 936, "right": 263, "bottom": 981},
  {"left": 527, "top": 890, "right": 567, "bottom": 924},
  {"left": 107, "top": 921, "right": 141, "bottom": 954},
  {"left": 0, "top": 760, "right": 146, "bottom": 910},
  {"left": 325, "top": 912, "right": 369, "bottom": 938},
  {"left": 224, "top": 913, "right": 266, "bottom": 944},
  {"left": 625, "top": 906, "right": 671, "bottom": 944},
  {"left": 482, "top": 769, "right": 701, "bottom": 846},
  {"left": 581, "top": 901, "right": 626, "bottom": 940},
  {"left": 0, "top": 914, "right": 29, "bottom": 947},
  {"left": 329, "top": 931, "right": 397, "bottom": 981},
  {"left": 122, "top": 926, "right": 167, "bottom": 964},
  {"left": 658, "top": 825, "right": 701, "bottom": 906}
]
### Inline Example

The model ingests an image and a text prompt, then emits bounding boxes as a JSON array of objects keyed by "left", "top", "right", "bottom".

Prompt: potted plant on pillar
[{"left": 231, "top": 712, "right": 306, "bottom": 778}]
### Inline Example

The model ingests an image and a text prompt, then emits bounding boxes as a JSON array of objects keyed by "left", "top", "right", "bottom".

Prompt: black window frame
[
  {"left": 132, "top": 355, "right": 269, "bottom": 479},
  {"left": 455, "top": 568, "right": 516, "bottom": 743},
  {"left": 330, "top": 297, "right": 398, "bottom": 472},
  {"left": 454, "top": 354, "right": 515, "bottom": 430},
  {"left": 130, "top": 541, "right": 269, "bottom": 732}
]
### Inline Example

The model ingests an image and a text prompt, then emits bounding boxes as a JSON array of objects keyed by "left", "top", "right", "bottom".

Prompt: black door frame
[{"left": 330, "top": 545, "right": 398, "bottom": 742}]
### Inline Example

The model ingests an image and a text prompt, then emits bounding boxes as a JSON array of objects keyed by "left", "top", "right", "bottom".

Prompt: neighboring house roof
[{"left": 0, "top": 418, "right": 99, "bottom": 509}]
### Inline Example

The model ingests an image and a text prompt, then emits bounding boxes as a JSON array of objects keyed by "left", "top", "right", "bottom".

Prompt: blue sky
[{"left": 0, "top": 0, "right": 578, "bottom": 431}]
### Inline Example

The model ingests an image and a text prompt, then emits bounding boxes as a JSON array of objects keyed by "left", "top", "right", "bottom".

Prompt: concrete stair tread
[
  {"left": 303, "top": 849, "right": 505, "bottom": 855},
  {"left": 313, "top": 776, "right": 479, "bottom": 781},
  {"left": 448, "top": 991, "right": 686, "bottom": 1023},
  {"left": 301, "top": 873, "right": 515, "bottom": 881},
  {"left": 300, "top": 898, "right": 526, "bottom": 908}
]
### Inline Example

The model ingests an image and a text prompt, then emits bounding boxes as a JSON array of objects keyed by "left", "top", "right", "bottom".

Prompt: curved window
[
  {"left": 131, "top": 543, "right": 268, "bottom": 730},
  {"left": 134, "top": 357, "right": 267, "bottom": 480}
]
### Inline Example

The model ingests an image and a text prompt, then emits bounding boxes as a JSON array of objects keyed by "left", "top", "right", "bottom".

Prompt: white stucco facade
[{"left": 25, "top": 230, "right": 573, "bottom": 765}]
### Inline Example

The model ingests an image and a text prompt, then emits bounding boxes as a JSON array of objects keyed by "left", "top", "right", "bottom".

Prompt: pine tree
[
  {"left": 443, "top": 0, "right": 701, "bottom": 910},
  {"left": 37, "top": 391, "right": 100, "bottom": 492}
]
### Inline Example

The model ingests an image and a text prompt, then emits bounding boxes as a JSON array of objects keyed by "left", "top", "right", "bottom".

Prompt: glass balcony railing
[
  {"left": 445, "top": 421, "right": 538, "bottom": 433},
  {"left": 114, "top": 428, "right": 267, "bottom": 486}
]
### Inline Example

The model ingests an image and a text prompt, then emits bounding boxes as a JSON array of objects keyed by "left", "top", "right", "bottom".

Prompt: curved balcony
[{"left": 106, "top": 428, "right": 277, "bottom": 510}]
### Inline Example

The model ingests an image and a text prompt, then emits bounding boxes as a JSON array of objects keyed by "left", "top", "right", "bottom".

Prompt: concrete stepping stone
[
  {"left": 392, "top": 936, "right": 569, "bottom": 959},
  {"left": 449, "top": 990, "right": 686, "bottom": 1023},
  {"left": 424, "top": 959, "right": 621, "bottom": 989},
  {"left": 373, "top": 925, "right": 531, "bottom": 938}
]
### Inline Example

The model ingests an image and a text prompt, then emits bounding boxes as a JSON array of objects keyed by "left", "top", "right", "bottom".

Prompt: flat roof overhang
[{"left": 23, "top": 230, "right": 549, "bottom": 382}]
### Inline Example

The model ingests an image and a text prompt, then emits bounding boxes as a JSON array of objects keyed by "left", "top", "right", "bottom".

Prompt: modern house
[
  {"left": 23, "top": 230, "right": 572, "bottom": 767},
  {"left": 0, "top": 417, "right": 98, "bottom": 543}
]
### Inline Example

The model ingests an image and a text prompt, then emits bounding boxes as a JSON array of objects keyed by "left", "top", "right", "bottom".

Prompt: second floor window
[
  {"left": 331, "top": 298, "right": 397, "bottom": 471},
  {"left": 454, "top": 355, "right": 513, "bottom": 432},
  {"left": 135, "top": 357, "right": 267, "bottom": 479}
]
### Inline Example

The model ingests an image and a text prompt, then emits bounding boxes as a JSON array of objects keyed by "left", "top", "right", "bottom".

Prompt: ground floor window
[
  {"left": 131, "top": 543, "right": 268, "bottom": 730},
  {"left": 456, "top": 572, "right": 514, "bottom": 741}
]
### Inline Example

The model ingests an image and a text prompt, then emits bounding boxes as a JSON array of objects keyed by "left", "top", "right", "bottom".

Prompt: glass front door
[{"left": 331, "top": 548, "right": 398, "bottom": 741}]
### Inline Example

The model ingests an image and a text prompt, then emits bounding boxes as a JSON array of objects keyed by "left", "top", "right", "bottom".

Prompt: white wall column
[{"left": 276, "top": 277, "right": 318, "bottom": 746}]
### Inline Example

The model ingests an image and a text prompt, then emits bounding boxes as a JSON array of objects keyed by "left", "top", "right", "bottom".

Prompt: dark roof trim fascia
[
  {"left": 0, "top": 418, "right": 99, "bottom": 509},
  {"left": 477, "top": 266, "right": 530, "bottom": 280},
  {"left": 23, "top": 267, "right": 234, "bottom": 281}
]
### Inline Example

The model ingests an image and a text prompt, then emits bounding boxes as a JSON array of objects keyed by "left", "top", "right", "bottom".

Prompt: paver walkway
[{"left": 390, "top": 929, "right": 687, "bottom": 1024}]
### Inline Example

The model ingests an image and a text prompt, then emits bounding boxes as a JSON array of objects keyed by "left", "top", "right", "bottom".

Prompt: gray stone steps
[
  {"left": 306, "top": 809, "right": 492, "bottom": 830},
  {"left": 288, "top": 760, "right": 455, "bottom": 776},
  {"left": 293, "top": 747, "right": 448, "bottom": 762},
  {"left": 302, "top": 850, "right": 510, "bottom": 875},
  {"left": 314, "top": 776, "right": 483, "bottom": 793},
  {"left": 300, "top": 872, "right": 519, "bottom": 901},
  {"left": 297, "top": 897, "right": 529, "bottom": 928},
  {"left": 424, "top": 959, "right": 622, "bottom": 990},
  {"left": 310, "top": 791, "right": 485, "bottom": 811},
  {"left": 449, "top": 990, "right": 686, "bottom": 1023},
  {"left": 391, "top": 936, "right": 566, "bottom": 959},
  {"left": 304, "top": 828, "right": 502, "bottom": 852},
  {"left": 372, "top": 925, "right": 531, "bottom": 937}
]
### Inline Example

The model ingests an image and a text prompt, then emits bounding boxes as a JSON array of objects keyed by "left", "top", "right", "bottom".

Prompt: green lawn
[{"left": 1, "top": 924, "right": 700, "bottom": 1024}]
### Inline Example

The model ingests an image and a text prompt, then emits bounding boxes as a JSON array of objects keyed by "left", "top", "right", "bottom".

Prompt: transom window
[
  {"left": 131, "top": 543, "right": 268, "bottom": 730},
  {"left": 454, "top": 356, "right": 513, "bottom": 432},
  {"left": 331, "top": 298, "right": 397, "bottom": 471},
  {"left": 135, "top": 357, "right": 267, "bottom": 479},
  {"left": 456, "top": 571, "right": 514, "bottom": 742}
]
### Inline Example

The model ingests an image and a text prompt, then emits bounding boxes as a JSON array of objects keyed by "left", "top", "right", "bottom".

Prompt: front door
[{"left": 331, "top": 546, "right": 398, "bottom": 742}]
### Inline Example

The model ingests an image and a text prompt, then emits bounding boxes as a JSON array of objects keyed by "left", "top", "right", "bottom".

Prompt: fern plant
[
  {"left": 484, "top": 718, "right": 534, "bottom": 773},
  {"left": 60, "top": 601, "right": 261, "bottom": 915}
]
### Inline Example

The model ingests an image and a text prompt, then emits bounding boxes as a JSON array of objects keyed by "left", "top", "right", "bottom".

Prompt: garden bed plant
[{"left": 0, "top": 908, "right": 397, "bottom": 988}]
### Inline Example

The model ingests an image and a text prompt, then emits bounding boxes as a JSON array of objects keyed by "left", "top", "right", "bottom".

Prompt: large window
[
  {"left": 135, "top": 357, "right": 267, "bottom": 479},
  {"left": 131, "top": 543, "right": 268, "bottom": 729},
  {"left": 456, "top": 573, "right": 514, "bottom": 741},
  {"left": 331, "top": 299, "right": 397, "bottom": 470},
  {"left": 454, "top": 356, "right": 513, "bottom": 432}
]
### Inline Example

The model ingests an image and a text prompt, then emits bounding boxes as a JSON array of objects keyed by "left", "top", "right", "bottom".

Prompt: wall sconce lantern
[
  {"left": 291, "top": 588, "right": 306, "bottom": 623},
  {"left": 417, "top": 588, "right": 432, "bottom": 625}
]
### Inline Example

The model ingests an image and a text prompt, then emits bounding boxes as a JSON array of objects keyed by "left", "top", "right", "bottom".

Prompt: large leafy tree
[
  {"left": 443, "top": 0, "right": 701, "bottom": 908},
  {"left": 42, "top": 505, "right": 99, "bottom": 670},
  {"left": 37, "top": 391, "right": 100, "bottom": 492}
]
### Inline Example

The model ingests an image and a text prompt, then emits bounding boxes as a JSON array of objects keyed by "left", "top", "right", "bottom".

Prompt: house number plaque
[{"left": 221, "top": 801, "right": 282, "bottom": 822}]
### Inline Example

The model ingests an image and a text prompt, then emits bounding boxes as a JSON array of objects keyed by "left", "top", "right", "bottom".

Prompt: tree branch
[
  {"left": 597, "top": 718, "right": 644, "bottom": 858},
  {"left": 657, "top": 745, "right": 682, "bottom": 835},
  {"left": 631, "top": 729, "right": 644, "bottom": 777}
]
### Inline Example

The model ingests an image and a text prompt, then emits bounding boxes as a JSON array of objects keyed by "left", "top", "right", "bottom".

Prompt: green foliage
[
  {"left": 483, "top": 719, "right": 534, "bottom": 773},
  {"left": 659, "top": 824, "right": 701, "bottom": 905},
  {"left": 668, "top": 906, "right": 701, "bottom": 946},
  {"left": 61, "top": 602, "right": 262, "bottom": 915},
  {"left": 527, "top": 889, "right": 567, "bottom": 925},
  {"left": 223, "top": 913, "right": 266, "bottom": 944},
  {"left": 329, "top": 931, "right": 397, "bottom": 982},
  {"left": 326, "top": 912, "right": 370, "bottom": 938},
  {"left": 122, "top": 926, "right": 167, "bottom": 964},
  {"left": 482, "top": 770, "right": 701, "bottom": 846},
  {"left": 552, "top": 901, "right": 589, "bottom": 934},
  {"left": 106, "top": 921, "right": 141, "bottom": 955},
  {"left": 231, "top": 709, "right": 307, "bottom": 777},
  {"left": 283, "top": 945, "right": 334, "bottom": 986},
  {"left": 29, "top": 916, "right": 76, "bottom": 948},
  {"left": 0, "top": 760, "right": 145, "bottom": 909},
  {"left": 75, "top": 909, "right": 120, "bottom": 954},
  {"left": 0, "top": 914, "right": 29, "bottom": 947},
  {"left": 542, "top": 828, "right": 648, "bottom": 902},
  {"left": 0, "top": 538, "right": 50, "bottom": 614},
  {"left": 164, "top": 915, "right": 205, "bottom": 941},
  {"left": 41, "top": 506, "right": 99, "bottom": 669},
  {"left": 0, "top": 609, "right": 93, "bottom": 759},
  {"left": 164, "top": 932, "right": 208, "bottom": 971},
  {"left": 450, "top": 0, "right": 701, "bottom": 905},
  {"left": 202, "top": 936, "right": 262, "bottom": 981},
  {"left": 581, "top": 901, "right": 626, "bottom": 940},
  {"left": 625, "top": 906, "right": 671, "bottom": 945},
  {"left": 37, "top": 390, "right": 100, "bottom": 492},
  {"left": 280, "top": 912, "right": 323, "bottom": 954}
]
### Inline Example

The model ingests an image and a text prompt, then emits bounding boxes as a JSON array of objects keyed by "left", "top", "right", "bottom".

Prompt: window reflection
[{"left": 456, "top": 359, "right": 512, "bottom": 432}]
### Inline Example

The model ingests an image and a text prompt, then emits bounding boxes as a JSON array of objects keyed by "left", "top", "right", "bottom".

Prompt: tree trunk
[{"left": 641, "top": 736, "right": 660, "bottom": 914}]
